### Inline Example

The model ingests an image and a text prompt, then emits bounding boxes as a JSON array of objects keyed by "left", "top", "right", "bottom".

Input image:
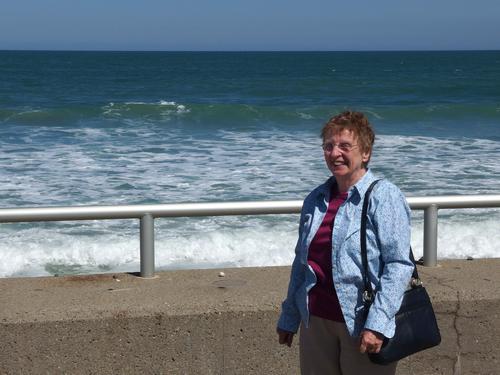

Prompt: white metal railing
[{"left": 1, "top": 195, "right": 500, "bottom": 278}]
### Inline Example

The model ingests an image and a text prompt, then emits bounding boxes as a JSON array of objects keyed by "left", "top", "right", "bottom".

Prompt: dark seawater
[{"left": 0, "top": 51, "right": 499, "bottom": 277}]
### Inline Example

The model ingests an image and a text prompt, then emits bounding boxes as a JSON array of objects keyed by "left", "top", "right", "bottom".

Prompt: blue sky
[{"left": 1, "top": 0, "right": 499, "bottom": 51}]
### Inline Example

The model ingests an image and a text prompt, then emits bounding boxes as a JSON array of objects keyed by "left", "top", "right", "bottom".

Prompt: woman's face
[{"left": 323, "top": 129, "right": 371, "bottom": 189}]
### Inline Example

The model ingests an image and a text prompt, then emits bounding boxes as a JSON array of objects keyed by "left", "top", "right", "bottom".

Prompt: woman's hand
[
  {"left": 277, "top": 328, "right": 295, "bottom": 347},
  {"left": 359, "top": 329, "right": 384, "bottom": 354}
]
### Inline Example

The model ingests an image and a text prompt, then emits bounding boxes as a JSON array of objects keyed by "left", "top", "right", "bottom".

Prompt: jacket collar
[
  {"left": 351, "top": 169, "right": 378, "bottom": 200},
  {"left": 319, "top": 169, "right": 378, "bottom": 202}
]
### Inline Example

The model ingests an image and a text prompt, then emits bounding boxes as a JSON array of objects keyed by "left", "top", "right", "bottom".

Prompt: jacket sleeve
[
  {"left": 276, "top": 208, "right": 307, "bottom": 333},
  {"left": 363, "top": 182, "right": 415, "bottom": 338}
]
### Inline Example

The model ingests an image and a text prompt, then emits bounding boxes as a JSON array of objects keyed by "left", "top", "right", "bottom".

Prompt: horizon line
[{"left": 1, "top": 48, "right": 500, "bottom": 53}]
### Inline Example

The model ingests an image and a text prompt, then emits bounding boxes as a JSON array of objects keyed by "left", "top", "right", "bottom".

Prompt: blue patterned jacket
[{"left": 277, "top": 170, "right": 414, "bottom": 338}]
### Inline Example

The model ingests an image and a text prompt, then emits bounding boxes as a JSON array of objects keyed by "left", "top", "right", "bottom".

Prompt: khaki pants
[{"left": 299, "top": 315, "right": 397, "bottom": 375}]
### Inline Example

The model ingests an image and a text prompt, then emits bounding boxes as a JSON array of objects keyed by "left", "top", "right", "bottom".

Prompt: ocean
[{"left": 0, "top": 50, "right": 499, "bottom": 278}]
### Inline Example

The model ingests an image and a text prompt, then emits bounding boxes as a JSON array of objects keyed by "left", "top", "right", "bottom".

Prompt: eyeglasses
[{"left": 322, "top": 142, "right": 358, "bottom": 153}]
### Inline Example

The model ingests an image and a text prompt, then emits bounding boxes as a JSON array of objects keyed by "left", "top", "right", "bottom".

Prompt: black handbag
[{"left": 360, "top": 180, "right": 441, "bottom": 365}]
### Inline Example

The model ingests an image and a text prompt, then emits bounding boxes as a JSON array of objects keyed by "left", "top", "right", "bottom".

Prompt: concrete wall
[{"left": 1, "top": 259, "right": 499, "bottom": 374}]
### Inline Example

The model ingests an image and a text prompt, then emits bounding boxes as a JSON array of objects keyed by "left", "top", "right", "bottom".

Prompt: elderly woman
[{"left": 277, "top": 111, "right": 414, "bottom": 374}]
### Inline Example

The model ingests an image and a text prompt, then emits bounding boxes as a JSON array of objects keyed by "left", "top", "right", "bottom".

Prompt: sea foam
[
  {"left": 1, "top": 117, "right": 499, "bottom": 277},
  {"left": 1, "top": 212, "right": 499, "bottom": 278}
]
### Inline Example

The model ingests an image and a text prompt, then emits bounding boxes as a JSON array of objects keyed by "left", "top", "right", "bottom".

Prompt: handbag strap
[{"left": 360, "top": 179, "right": 419, "bottom": 305}]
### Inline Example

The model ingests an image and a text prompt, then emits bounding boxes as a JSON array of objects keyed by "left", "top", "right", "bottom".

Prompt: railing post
[
  {"left": 423, "top": 204, "right": 438, "bottom": 267},
  {"left": 140, "top": 213, "right": 155, "bottom": 278}
]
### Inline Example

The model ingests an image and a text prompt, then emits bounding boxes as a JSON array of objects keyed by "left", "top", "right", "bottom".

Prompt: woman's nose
[{"left": 331, "top": 146, "right": 343, "bottom": 157}]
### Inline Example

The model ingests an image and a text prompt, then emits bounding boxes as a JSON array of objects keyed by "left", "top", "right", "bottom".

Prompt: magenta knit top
[{"left": 307, "top": 186, "right": 348, "bottom": 322}]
